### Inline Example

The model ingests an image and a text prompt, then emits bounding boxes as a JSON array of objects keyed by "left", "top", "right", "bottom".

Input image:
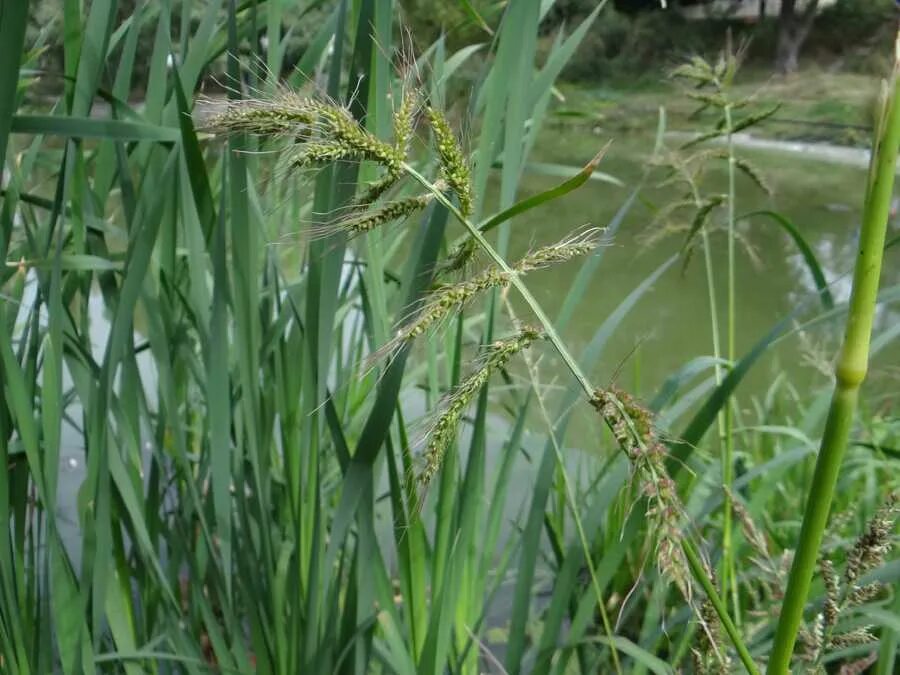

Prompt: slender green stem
[
  {"left": 401, "top": 161, "right": 759, "bottom": 672},
  {"left": 766, "top": 36, "right": 900, "bottom": 674},
  {"left": 722, "top": 101, "right": 739, "bottom": 623},
  {"left": 683, "top": 540, "right": 760, "bottom": 675}
]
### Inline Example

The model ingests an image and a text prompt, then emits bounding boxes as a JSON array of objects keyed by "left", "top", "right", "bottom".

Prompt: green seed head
[
  {"left": 419, "top": 327, "right": 540, "bottom": 489},
  {"left": 426, "top": 106, "right": 473, "bottom": 218}
]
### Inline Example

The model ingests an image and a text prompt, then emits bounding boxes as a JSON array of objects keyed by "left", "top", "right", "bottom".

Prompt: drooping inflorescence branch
[{"left": 418, "top": 327, "right": 541, "bottom": 490}]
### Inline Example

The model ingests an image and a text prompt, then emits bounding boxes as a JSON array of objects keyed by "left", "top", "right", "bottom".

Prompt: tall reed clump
[{"left": 767, "top": 32, "right": 900, "bottom": 674}]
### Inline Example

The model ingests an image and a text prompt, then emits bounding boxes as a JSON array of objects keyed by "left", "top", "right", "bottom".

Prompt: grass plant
[{"left": 0, "top": 3, "right": 898, "bottom": 675}]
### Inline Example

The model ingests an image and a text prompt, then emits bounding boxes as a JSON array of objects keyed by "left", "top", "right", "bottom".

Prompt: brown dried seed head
[
  {"left": 830, "top": 627, "right": 877, "bottom": 649},
  {"left": 820, "top": 559, "right": 839, "bottom": 629},
  {"left": 844, "top": 492, "right": 898, "bottom": 586}
]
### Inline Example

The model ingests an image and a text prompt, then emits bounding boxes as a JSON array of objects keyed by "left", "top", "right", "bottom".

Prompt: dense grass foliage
[{"left": 1, "top": 2, "right": 898, "bottom": 674}]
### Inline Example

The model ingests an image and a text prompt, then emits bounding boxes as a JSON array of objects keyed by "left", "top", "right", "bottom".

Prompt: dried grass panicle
[
  {"left": 425, "top": 106, "right": 473, "bottom": 217},
  {"left": 692, "top": 594, "right": 731, "bottom": 674},
  {"left": 843, "top": 491, "right": 897, "bottom": 587},
  {"left": 418, "top": 327, "right": 540, "bottom": 489},
  {"left": 589, "top": 387, "right": 693, "bottom": 601},
  {"left": 837, "top": 652, "right": 878, "bottom": 675},
  {"left": 830, "top": 628, "right": 877, "bottom": 649},
  {"left": 729, "top": 489, "right": 771, "bottom": 562},
  {"left": 820, "top": 559, "right": 839, "bottom": 630},
  {"left": 799, "top": 492, "right": 899, "bottom": 666}
]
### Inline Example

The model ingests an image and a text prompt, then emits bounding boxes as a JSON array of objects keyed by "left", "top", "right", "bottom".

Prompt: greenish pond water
[{"left": 496, "top": 123, "right": 900, "bottom": 409}]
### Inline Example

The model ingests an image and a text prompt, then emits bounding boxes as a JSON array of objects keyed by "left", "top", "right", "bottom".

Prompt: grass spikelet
[
  {"left": 285, "top": 140, "right": 362, "bottom": 167},
  {"left": 820, "top": 559, "right": 839, "bottom": 630},
  {"left": 732, "top": 156, "right": 772, "bottom": 195},
  {"left": 681, "top": 194, "right": 725, "bottom": 270},
  {"left": 514, "top": 228, "right": 603, "bottom": 272},
  {"left": 393, "top": 87, "right": 418, "bottom": 157},
  {"left": 199, "top": 92, "right": 322, "bottom": 136},
  {"left": 204, "top": 92, "right": 403, "bottom": 173},
  {"left": 830, "top": 627, "right": 877, "bottom": 648},
  {"left": 799, "top": 492, "right": 899, "bottom": 667},
  {"left": 730, "top": 104, "right": 781, "bottom": 135},
  {"left": 354, "top": 172, "right": 401, "bottom": 207},
  {"left": 418, "top": 327, "right": 541, "bottom": 489},
  {"left": 330, "top": 194, "right": 433, "bottom": 238},
  {"left": 692, "top": 595, "right": 731, "bottom": 674},
  {"left": 426, "top": 106, "right": 473, "bottom": 217},
  {"left": 670, "top": 56, "right": 717, "bottom": 87},
  {"left": 318, "top": 104, "right": 404, "bottom": 173},
  {"left": 837, "top": 652, "right": 878, "bottom": 675},
  {"left": 437, "top": 238, "right": 479, "bottom": 277}
]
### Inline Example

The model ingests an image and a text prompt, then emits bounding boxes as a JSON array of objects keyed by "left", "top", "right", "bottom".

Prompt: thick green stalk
[{"left": 766, "top": 37, "right": 900, "bottom": 675}]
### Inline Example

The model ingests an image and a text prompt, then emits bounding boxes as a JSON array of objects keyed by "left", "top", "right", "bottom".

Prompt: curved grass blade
[
  {"left": 477, "top": 147, "right": 612, "bottom": 236},
  {"left": 739, "top": 210, "right": 835, "bottom": 310}
]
